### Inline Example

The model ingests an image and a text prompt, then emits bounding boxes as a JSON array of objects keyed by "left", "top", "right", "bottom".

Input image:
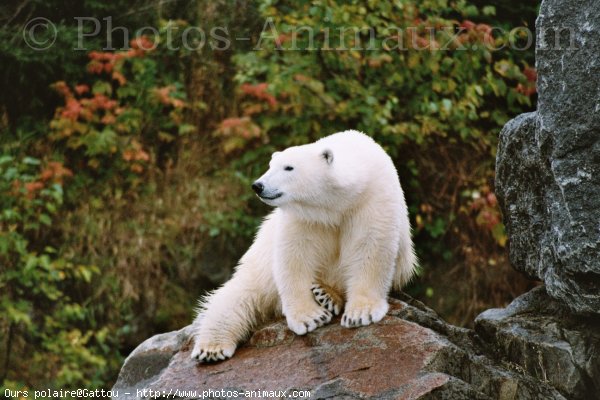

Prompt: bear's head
[{"left": 252, "top": 144, "right": 334, "bottom": 209}]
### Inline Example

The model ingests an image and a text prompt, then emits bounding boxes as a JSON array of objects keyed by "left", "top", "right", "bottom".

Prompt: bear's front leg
[
  {"left": 273, "top": 221, "right": 336, "bottom": 335},
  {"left": 190, "top": 264, "right": 278, "bottom": 363},
  {"left": 339, "top": 214, "right": 399, "bottom": 328}
]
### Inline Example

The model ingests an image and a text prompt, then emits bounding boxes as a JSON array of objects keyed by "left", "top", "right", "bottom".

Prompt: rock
[
  {"left": 112, "top": 296, "right": 564, "bottom": 400},
  {"left": 492, "top": 1, "right": 600, "bottom": 396},
  {"left": 475, "top": 286, "right": 600, "bottom": 399},
  {"left": 112, "top": 325, "right": 196, "bottom": 397},
  {"left": 495, "top": 0, "right": 600, "bottom": 314}
]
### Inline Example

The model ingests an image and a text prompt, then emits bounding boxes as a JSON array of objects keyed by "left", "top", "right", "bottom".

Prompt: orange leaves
[
  {"left": 457, "top": 20, "right": 494, "bottom": 47},
  {"left": 367, "top": 54, "right": 393, "bottom": 68},
  {"left": 74, "top": 84, "right": 89, "bottom": 95},
  {"left": 241, "top": 104, "right": 264, "bottom": 116},
  {"left": 475, "top": 23, "right": 494, "bottom": 47},
  {"left": 53, "top": 89, "right": 117, "bottom": 123},
  {"left": 130, "top": 36, "right": 155, "bottom": 51},
  {"left": 122, "top": 147, "right": 150, "bottom": 162},
  {"left": 523, "top": 66, "right": 537, "bottom": 82},
  {"left": 154, "top": 86, "right": 186, "bottom": 108},
  {"left": 13, "top": 162, "right": 73, "bottom": 200},
  {"left": 40, "top": 161, "right": 73, "bottom": 184},
  {"left": 460, "top": 20, "right": 476, "bottom": 30},
  {"left": 88, "top": 51, "right": 119, "bottom": 74},
  {"left": 292, "top": 74, "right": 310, "bottom": 83},
  {"left": 52, "top": 81, "right": 72, "bottom": 98},
  {"left": 62, "top": 98, "right": 84, "bottom": 121},
  {"left": 516, "top": 83, "right": 536, "bottom": 96},
  {"left": 218, "top": 117, "right": 261, "bottom": 139},
  {"left": 100, "top": 114, "right": 116, "bottom": 125},
  {"left": 275, "top": 33, "right": 291, "bottom": 47},
  {"left": 237, "top": 82, "right": 278, "bottom": 119},
  {"left": 517, "top": 66, "right": 537, "bottom": 96},
  {"left": 24, "top": 181, "right": 44, "bottom": 198},
  {"left": 122, "top": 140, "right": 150, "bottom": 174},
  {"left": 88, "top": 94, "right": 118, "bottom": 110},
  {"left": 469, "top": 188, "right": 506, "bottom": 247},
  {"left": 87, "top": 36, "right": 153, "bottom": 84},
  {"left": 112, "top": 71, "right": 127, "bottom": 86},
  {"left": 240, "top": 83, "right": 277, "bottom": 108},
  {"left": 214, "top": 117, "right": 264, "bottom": 154}
]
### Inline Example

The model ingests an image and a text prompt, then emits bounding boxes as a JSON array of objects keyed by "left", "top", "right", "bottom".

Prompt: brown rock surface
[{"left": 112, "top": 296, "right": 564, "bottom": 400}]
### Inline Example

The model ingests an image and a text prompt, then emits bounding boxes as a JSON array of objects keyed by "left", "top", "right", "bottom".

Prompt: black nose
[{"left": 252, "top": 181, "right": 264, "bottom": 195}]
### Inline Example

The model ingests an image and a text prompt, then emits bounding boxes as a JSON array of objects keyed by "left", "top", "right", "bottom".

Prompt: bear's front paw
[
  {"left": 341, "top": 297, "right": 389, "bottom": 328},
  {"left": 285, "top": 305, "right": 332, "bottom": 335},
  {"left": 191, "top": 339, "right": 236, "bottom": 363},
  {"left": 311, "top": 283, "right": 343, "bottom": 315}
]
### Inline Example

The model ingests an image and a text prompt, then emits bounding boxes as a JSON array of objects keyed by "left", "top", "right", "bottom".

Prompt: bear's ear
[
  {"left": 271, "top": 151, "right": 281, "bottom": 159},
  {"left": 321, "top": 149, "right": 333, "bottom": 165}
]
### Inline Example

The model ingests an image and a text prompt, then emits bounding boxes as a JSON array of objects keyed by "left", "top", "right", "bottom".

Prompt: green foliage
[
  {"left": 0, "top": 156, "right": 112, "bottom": 390},
  {"left": 1, "top": 19, "right": 199, "bottom": 394}
]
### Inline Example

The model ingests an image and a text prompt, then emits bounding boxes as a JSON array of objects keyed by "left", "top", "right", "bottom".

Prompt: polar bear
[{"left": 191, "top": 130, "right": 416, "bottom": 362}]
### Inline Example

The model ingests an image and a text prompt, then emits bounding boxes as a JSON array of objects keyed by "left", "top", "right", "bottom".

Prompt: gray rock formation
[
  {"left": 495, "top": 0, "right": 600, "bottom": 315},
  {"left": 113, "top": 296, "right": 565, "bottom": 400},
  {"left": 476, "top": 286, "right": 600, "bottom": 399},
  {"left": 482, "top": 2, "right": 600, "bottom": 399}
]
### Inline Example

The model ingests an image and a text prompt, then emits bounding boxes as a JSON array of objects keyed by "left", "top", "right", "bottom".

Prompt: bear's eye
[{"left": 284, "top": 166, "right": 294, "bottom": 171}]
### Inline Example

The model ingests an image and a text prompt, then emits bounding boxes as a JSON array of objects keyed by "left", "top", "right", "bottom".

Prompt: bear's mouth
[{"left": 259, "top": 193, "right": 283, "bottom": 200}]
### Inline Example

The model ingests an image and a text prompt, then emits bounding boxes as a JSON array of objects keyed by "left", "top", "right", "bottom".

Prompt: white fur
[{"left": 191, "top": 130, "right": 417, "bottom": 362}]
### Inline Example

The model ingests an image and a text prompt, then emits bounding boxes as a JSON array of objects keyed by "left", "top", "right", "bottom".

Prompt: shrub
[
  {"left": 0, "top": 155, "right": 114, "bottom": 389},
  {"left": 1, "top": 23, "right": 196, "bottom": 392}
]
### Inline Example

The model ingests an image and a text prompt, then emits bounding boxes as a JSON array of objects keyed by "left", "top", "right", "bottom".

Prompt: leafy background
[{"left": 0, "top": 0, "right": 539, "bottom": 394}]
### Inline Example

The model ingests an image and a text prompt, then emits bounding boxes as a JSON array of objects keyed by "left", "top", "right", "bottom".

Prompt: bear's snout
[{"left": 252, "top": 181, "right": 264, "bottom": 195}]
